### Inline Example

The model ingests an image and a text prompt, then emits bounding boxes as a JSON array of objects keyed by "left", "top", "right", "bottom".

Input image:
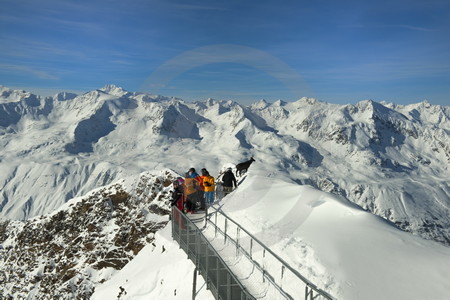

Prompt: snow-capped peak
[
  {"left": 250, "top": 99, "right": 269, "bottom": 109},
  {"left": 98, "top": 84, "right": 129, "bottom": 96},
  {"left": 53, "top": 91, "right": 78, "bottom": 101},
  {"left": 272, "top": 99, "right": 286, "bottom": 107},
  {"left": 0, "top": 86, "right": 34, "bottom": 103}
]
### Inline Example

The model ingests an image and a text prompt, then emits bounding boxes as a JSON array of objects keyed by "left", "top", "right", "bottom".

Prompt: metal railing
[
  {"left": 171, "top": 205, "right": 336, "bottom": 300},
  {"left": 171, "top": 206, "right": 256, "bottom": 300},
  {"left": 205, "top": 206, "right": 336, "bottom": 300}
]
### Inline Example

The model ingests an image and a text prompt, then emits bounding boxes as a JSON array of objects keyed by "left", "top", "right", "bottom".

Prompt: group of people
[{"left": 170, "top": 167, "right": 237, "bottom": 214}]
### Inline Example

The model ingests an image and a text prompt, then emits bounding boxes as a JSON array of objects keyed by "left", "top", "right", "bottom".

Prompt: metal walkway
[{"left": 171, "top": 206, "right": 336, "bottom": 300}]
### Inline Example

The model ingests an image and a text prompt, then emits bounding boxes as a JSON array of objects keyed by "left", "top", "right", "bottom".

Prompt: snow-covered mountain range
[
  {"left": 1, "top": 84, "right": 448, "bottom": 245},
  {"left": 0, "top": 84, "right": 449, "bottom": 299}
]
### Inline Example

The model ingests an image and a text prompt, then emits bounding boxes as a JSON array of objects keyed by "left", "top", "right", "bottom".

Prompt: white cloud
[{"left": 0, "top": 64, "right": 59, "bottom": 80}]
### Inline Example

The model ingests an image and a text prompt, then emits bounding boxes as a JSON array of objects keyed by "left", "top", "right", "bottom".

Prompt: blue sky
[{"left": 1, "top": 0, "right": 449, "bottom": 105}]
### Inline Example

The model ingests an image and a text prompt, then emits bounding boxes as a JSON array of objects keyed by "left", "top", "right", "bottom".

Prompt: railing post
[
  {"left": 192, "top": 267, "right": 197, "bottom": 300},
  {"left": 236, "top": 227, "right": 240, "bottom": 256},
  {"left": 178, "top": 208, "right": 181, "bottom": 248},
  {"left": 216, "top": 256, "right": 220, "bottom": 295},
  {"left": 176, "top": 207, "right": 182, "bottom": 247},
  {"left": 205, "top": 245, "right": 209, "bottom": 289},
  {"left": 214, "top": 212, "right": 218, "bottom": 237},
  {"left": 262, "top": 249, "right": 266, "bottom": 283},
  {"left": 227, "top": 273, "right": 231, "bottom": 300},
  {"left": 224, "top": 218, "right": 228, "bottom": 244},
  {"left": 186, "top": 217, "right": 190, "bottom": 256},
  {"left": 305, "top": 285, "right": 314, "bottom": 300},
  {"left": 171, "top": 207, "right": 174, "bottom": 239},
  {"left": 195, "top": 230, "right": 199, "bottom": 268}
]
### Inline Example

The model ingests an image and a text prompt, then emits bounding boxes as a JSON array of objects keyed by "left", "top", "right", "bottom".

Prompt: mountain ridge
[
  {"left": 0, "top": 169, "right": 175, "bottom": 299},
  {"left": 0, "top": 85, "right": 448, "bottom": 246}
]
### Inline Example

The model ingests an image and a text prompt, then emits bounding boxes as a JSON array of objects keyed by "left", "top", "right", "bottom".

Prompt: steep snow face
[
  {"left": 0, "top": 85, "right": 448, "bottom": 246},
  {"left": 91, "top": 225, "right": 214, "bottom": 300},
  {"left": 221, "top": 174, "right": 450, "bottom": 300},
  {"left": 53, "top": 92, "right": 78, "bottom": 102},
  {"left": 1, "top": 86, "right": 37, "bottom": 103},
  {"left": 253, "top": 98, "right": 450, "bottom": 245},
  {"left": 0, "top": 169, "right": 176, "bottom": 299}
]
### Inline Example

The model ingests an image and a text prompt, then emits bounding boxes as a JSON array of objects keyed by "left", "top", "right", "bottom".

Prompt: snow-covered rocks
[{"left": 0, "top": 170, "right": 176, "bottom": 299}]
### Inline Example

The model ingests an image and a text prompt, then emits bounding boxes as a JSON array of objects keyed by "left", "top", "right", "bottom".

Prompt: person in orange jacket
[
  {"left": 201, "top": 169, "right": 215, "bottom": 205},
  {"left": 184, "top": 171, "right": 201, "bottom": 213},
  {"left": 189, "top": 167, "right": 205, "bottom": 210}
]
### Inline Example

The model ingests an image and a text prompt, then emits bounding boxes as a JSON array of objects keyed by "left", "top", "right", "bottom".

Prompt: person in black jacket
[
  {"left": 221, "top": 167, "right": 237, "bottom": 196},
  {"left": 170, "top": 180, "right": 184, "bottom": 212},
  {"left": 170, "top": 179, "right": 186, "bottom": 229}
]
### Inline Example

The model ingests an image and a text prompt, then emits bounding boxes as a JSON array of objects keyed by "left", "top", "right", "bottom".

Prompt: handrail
[
  {"left": 171, "top": 204, "right": 337, "bottom": 300},
  {"left": 207, "top": 213, "right": 295, "bottom": 299},
  {"left": 208, "top": 215, "right": 294, "bottom": 299},
  {"left": 171, "top": 206, "right": 256, "bottom": 300},
  {"left": 207, "top": 205, "right": 336, "bottom": 300}
]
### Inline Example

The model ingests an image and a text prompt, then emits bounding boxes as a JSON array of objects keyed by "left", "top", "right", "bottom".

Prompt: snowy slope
[
  {"left": 91, "top": 225, "right": 214, "bottom": 300},
  {"left": 0, "top": 164, "right": 449, "bottom": 298},
  {"left": 77, "top": 173, "right": 450, "bottom": 299},
  {"left": 0, "top": 85, "right": 448, "bottom": 248},
  {"left": 220, "top": 174, "right": 450, "bottom": 300}
]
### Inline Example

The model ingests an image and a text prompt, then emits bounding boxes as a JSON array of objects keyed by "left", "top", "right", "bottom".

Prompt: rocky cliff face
[{"left": 0, "top": 170, "right": 176, "bottom": 299}]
